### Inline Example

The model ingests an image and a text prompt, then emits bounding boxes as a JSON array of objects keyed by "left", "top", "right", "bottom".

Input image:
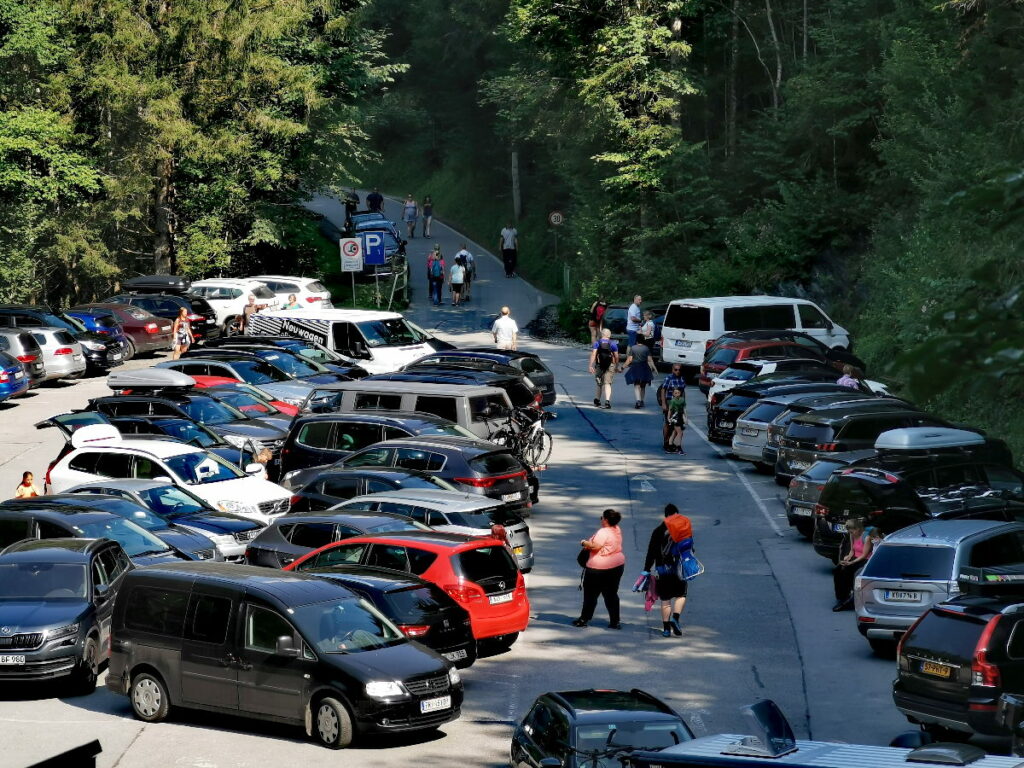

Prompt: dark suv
[
  {"left": 894, "top": 565, "right": 1024, "bottom": 739},
  {"left": 0, "top": 538, "right": 133, "bottom": 693},
  {"left": 202, "top": 336, "right": 367, "bottom": 379},
  {"left": 103, "top": 293, "right": 220, "bottom": 342},
  {"left": 0, "top": 305, "right": 124, "bottom": 373}
]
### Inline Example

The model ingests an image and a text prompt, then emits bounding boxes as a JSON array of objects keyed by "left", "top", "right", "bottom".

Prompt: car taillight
[
  {"left": 45, "top": 460, "right": 55, "bottom": 489},
  {"left": 972, "top": 615, "right": 1003, "bottom": 688},
  {"left": 398, "top": 624, "right": 431, "bottom": 638},
  {"left": 0, "top": 370, "right": 8, "bottom": 383},
  {"left": 145, "top": 322, "right": 160, "bottom": 334},
  {"left": 54, "top": 347, "right": 73, "bottom": 356},
  {"left": 709, "top": 394, "right": 719, "bottom": 405},
  {"left": 514, "top": 575, "right": 527, "bottom": 596},
  {"left": 815, "top": 443, "right": 838, "bottom": 451},
  {"left": 443, "top": 583, "right": 485, "bottom": 603},
  {"left": 454, "top": 470, "right": 527, "bottom": 489},
  {"left": 16, "top": 354, "right": 36, "bottom": 363},
  {"left": 813, "top": 503, "right": 829, "bottom": 517},
  {"left": 305, "top": 296, "right": 321, "bottom": 303},
  {"left": 289, "top": 495, "right": 301, "bottom": 506},
  {"left": 96, "top": 329, "right": 110, "bottom": 334}
]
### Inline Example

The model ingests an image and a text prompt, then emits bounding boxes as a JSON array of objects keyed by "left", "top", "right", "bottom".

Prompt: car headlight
[
  {"left": 448, "top": 667, "right": 461, "bottom": 686},
  {"left": 44, "top": 623, "right": 80, "bottom": 641},
  {"left": 78, "top": 340, "right": 102, "bottom": 351},
  {"left": 222, "top": 434, "right": 260, "bottom": 450},
  {"left": 282, "top": 396, "right": 305, "bottom": 406},
  {"left": 194, "top": 548, "right": 216, "bottom": 561},
  {"left": 365, "top": 680, "right": 408, "bottom": 699}
]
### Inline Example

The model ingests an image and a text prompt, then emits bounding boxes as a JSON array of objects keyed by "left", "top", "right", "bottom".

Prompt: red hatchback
[
  {"left": 72, "top": 302, "right": 172, "bottom": 358},
  {"left": 286, "top": 531, "right": 529, "bottom": 648},
  {"left": 190, "top": 374, "right": 300, "bottom": 416},
  {"left": 698, "top": 340, "right": 824, "bottom": 393}
]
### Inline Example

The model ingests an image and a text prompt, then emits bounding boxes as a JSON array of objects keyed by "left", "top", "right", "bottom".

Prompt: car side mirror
[
  {"left": 824, "top": 319, "right": 834, "bottom": 331},
  {"left": 275, "top": 635, "right": 300, "bottom": 657},
  {"left": 94, "top": 583, "right": 110, "bottom": 601},
  {"left": 244, "top": 463, "right": 264, "bottom": 476}
]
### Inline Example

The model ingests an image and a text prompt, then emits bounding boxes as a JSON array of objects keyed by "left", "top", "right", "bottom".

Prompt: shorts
[
  {"left": 595, "top": 368, "right": 614, "bottom": 386},
  {"left": 655, "top": 572, "right": 688, "bottom": 600}
]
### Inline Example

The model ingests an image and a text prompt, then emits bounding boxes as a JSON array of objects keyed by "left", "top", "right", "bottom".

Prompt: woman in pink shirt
[{"left": 573, "top": 509, "right": 626, "bottom": 629}]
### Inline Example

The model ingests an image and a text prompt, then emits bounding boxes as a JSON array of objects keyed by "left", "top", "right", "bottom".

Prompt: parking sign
[
  {"left": 361, "top": 231, "right": 387, "bottom": 266},
  {"left": 340, "top": 238, "right": 363, "bottom": 272}
]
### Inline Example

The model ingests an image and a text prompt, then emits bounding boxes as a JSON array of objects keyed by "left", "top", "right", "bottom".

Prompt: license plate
[
  {"left": 921, "top": 661, "right": 952, "bottom": 679},
  {"left": 792, "top": 506, "right": 813, "bottom": 517},
  {"left": 674, "top": 340, "right": 692, "bottom": 348},
  {"left": 790, "top": 460, "right": 810, "bottom": 470},
  {"left": 719, "top": 421, "right": 734, "bottom": 429},
  {"left": 884, "top": 590, "right": 922, "bottom": 602},
  {"left": 513, "top": 546, "right": 525, "bottom": 555},
  {"left": 501, "top": 492, "right": 521, "bottom": 502},
  {"left": 0, "top": 655, "right": 25, "bottom": 665},
  {"left": 833, "top": 523, "right": 847, "bottom": 533},
  {"left": 489, "top": 591, "right": 514, "bottom": 605},
  {"left": 420, "top": 695, "right": 452, "bottom": 713},
  {"left": 13, "top": 371, "right": 22, "bottom": 379},
  {"left": 741, "top": 427, "right": 758, "bottom": 437},
  {"left": 111, "top": 353, "right": 122, "bottom": 360},
  {"left": 161, "top": 325, "right": 171, "bottom": 331},
  {"left": 443, "top": 649, "right": 468, "bottom": 662}
]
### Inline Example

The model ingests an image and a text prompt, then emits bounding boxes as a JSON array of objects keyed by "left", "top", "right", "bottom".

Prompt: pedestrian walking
[
  {"left": 403, "top": 194, "right": 418, "bottom": 239},
  {"left": 422, "top": 195, "right": 434, "bottom": 238},
  {"left": 638, "top": 310, "right": 656, "bottom": 347},
  {"left": 449, "top": 256, "right": 466, "bottom": 307},
  {"left": 666, "top": 387, "right": 687, "bottom": 454},
  {"left": 626, "top": 295, "right": 643, "bottom": 347},
  {"left": 366, "top": 187, "right": 384, "bottom": 213},
  {"left": 658, "top": 364, "right": 688, "bottom": 452},
  {"left": 498, "top": 222, "right": 518, "bottom": 278},
  {"left": 171, "top": 306, "right": 194, "bottom": 360},
  {"left": 427, "top": 246, "right": 445, "bottom": 306},
  {"left": 343, "top": 188, "right": 360, "bottom": 222},
  {"left": 588, "top": 328, "right": 619, "bottom": 409},
  {"left": 282, "top": 294, "right": 301, "bottom": 310},
  {"left": 573, "top": 509, "right": 625, "bottom": 629},
  {"left": 492, "top": 306, "right": 518, "bottom": 351},
  {"left": 643, "top": 504, "right": 693, "bottom": 637},
  {"left": 832, "top": 519, "right": 873, "bottom": 611},
  {"left": 622, "top": 340, "right": 657, "bottom": 408},
  {"left": 454, "top": 243, "right": 474, "bottom": 300},
  {"left": 588, "top": 297, "right": 608, "bottom": 344},
  {"left": 14, "top": 471, "right": 41, "bottom": 499}
]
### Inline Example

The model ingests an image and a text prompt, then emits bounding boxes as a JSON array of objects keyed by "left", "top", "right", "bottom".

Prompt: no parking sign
[{"left": 340, "top": 238, "right": 363, "bottom": 272}]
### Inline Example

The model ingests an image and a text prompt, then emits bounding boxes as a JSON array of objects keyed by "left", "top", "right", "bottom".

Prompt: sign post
[
  {"left": 340, "top": 237, "right": 363, "bottom": 306},
  {"left": 548, "top": 210, "right": 565, "bottom": 277},
  {"left": 361, "top": 231, "right": 388, "bottom": 308}
]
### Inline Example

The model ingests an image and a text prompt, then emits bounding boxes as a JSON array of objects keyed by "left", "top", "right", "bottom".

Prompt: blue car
[
  {"left": 64, "top": 307, "right": 132, "bottom": 359},
  {"left": 0, "top": 351, "right": 30, "bottom": 403}
]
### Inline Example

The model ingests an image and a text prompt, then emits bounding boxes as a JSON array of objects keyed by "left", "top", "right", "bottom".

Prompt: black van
[{"left": 106, "top": 562, "right": 463, "bottom": 748}]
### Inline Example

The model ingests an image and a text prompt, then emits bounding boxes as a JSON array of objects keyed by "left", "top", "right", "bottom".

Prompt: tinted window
[
  {"left": 818, "top": 477, "right": 878, "bottom": 511},
  {"left": 470, "top": 394, "right": 508, "bottom": 422},
  {"left": 663, "top": 305, "right": 710, "bottom": 331},
  {"left": 968, "top": 532, "right": 1024, "bottom": 568},
  {"left": 0, "top": 518, "right": 30, "bottom": 548},
  {"left": 125, "top": 586, "right": 189, "bottom": 636},
  {"left": 719, "top": 394, "right": 756, "bottom": 411},
  {"left": 95, "top": 452, "right": 134, "bottom": 478},
  {"left": 984, "top": 466, "right": 1024, "bottom": 498},
  {"left": 862, "top": 545, "right": 955, "bottom": 580},
  {"left": 575, "top": 721, "right": 691, "bottom": 752},
  {"left": 454, "top": 545, "right": 517, "bottom": 583},
  {"left": 708, "top": 349, "right": 739, "bottom": 366},
  {"left": 469, "top": 452, "right": 522, "bottom": 475},
  {"left": 0, "top": 563, "right": 86, "bottom": 599},
  {"left": 414, "top": 396, "right": 459, "bottom": 422},
  {"left": 904, "top": 611, "right": 985, "bottom": 659},
  {"left": 187, "top": 595, "right": 231, "bottom": 644},
  {"left": 354, "top": 393, "right": 402, "bottom": 411},
  {"left": 306, "top": 543, "right": 366, "bottom": 568},
  {"left": 288, "top": 523, "right": 336, "bottom": 549},
  {"left": 804, "top": 460, "right": 847, "bottom": 482},
  {"left": 320, "top": 477, "right": 361, "bottom": 498},
  {"left": 786, "top": 422, "right": 833, "bottom": 444},
  {"left": 245, "top": 606, "right": 294, "bottom": 653},
  {"left": 742, "top": 402, "right": 787, "bottom": 423},
  {"left": 408, "top": 548, "right": 438, "bottom": 575},
  {"left": 343, "top": 447, "right": 393, "bottom": 468},
  {"left": 799, "top": 304, "right": 829, "bottom": 329},
  {"left": 394, "top": 448, "right": 445, "bottom": 472},
  {"left": 68, "top": 452, "right": 101, "bottom": 474},
  {"left": 297, "top": 422, "right": 334, "bottom": 449},
  {"left": 367, "top": 544, "right": 410, "bottom": 571},
  {"left": 385, "top": 584, "right": 451, "bottom": 622},
  {"left": 332, "top": 422, "right": 383, "bottom": 452},
  {"left": 36, "top": 520, "right": 70, "bottom": 539},
  {"left": 839, "top": 417, "right": 903, "bottom": 442},
  {"left": 723, "top": 305, "right": 794, "bottom": 331}
]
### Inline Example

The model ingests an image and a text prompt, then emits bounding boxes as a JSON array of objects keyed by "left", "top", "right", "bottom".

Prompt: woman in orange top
[
  {"left": 573, "top": 509, "right": 626, "bottom": 629},
  {"left": 14, "top": 471, "right": 41, "bottom": 498}
]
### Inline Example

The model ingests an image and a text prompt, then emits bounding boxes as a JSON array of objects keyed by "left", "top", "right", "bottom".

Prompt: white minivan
[
  {"left": 660, "top": 296, "right": 851, "bottom": 368},
  {"left": 244, "top": 308, "right": 434, "bottom": 374}
]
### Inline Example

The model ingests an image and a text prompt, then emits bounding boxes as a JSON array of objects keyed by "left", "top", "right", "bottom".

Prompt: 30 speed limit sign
[
  {"left": 340, "top": 237, "right": 363, "bottom": 272},
  {"left": 548, "top": 211, "right": 564, "bottom": 226}
]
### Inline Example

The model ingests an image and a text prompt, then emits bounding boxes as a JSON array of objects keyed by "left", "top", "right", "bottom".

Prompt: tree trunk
[
  {"left": 803, "top": 0, "right": 808, "bottom": 60},
  {"left": 764, "top": 0, "right": 782, "bottom": 109},
  {"left": 726, "top": 0, "right": 740, "bottom": 156},
  {"left": 511, "top": 147, "right": 522, "bottom": 222},
  {"left": 153, "top": 157, "right": 174, "bottom": 274}
]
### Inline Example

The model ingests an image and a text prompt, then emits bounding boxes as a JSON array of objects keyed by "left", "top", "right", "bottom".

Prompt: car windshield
[
  {"left": 122, "top": 306, "right": 153, "bottom": 321},
  {"left": 34, "top": 312, "right": 79, "bottom": 333},
  {"left": 357, "top": 318, "right": 419, "bottom": 348},
  {"left": 73, "top": 518, "right": 170, "bottom": 557},
  {"left": 256, "top": 350, "right": 321, "bottom": 378},
  {"left": 91, "top": 498, "right": 169, "bottom": 531},
  {"left": 151, "top": 419, "right": 219, "bottom": 448},
  {"left": 720, "top": 367, "right": 757, "bottom": 382},
  {"left": 232, "top": 359, "right": 289, "bottom": 384},
  {"left": 165, "top": 452, "right": 244, "bottom": 485},
  {"left": 136, "top": 484, "right": 210, "bottom": 517},
  {"left": 179, "top": 397, "right": 243, "bottom": 426},
  {"left": 384, "top": 584, "right": 452, "bottom": 620},
  {"left": 292, "top": 597, "right": 405, "bottom": 654},
  {"left": 0, "top": 563, "right": 88, "bottom": 600},
  {"left": 573, "top": 721, "right": 690, "bottom": 753},
  {"left": 211, "top": 389, "right": 274, "bottom": 415},
  {"left": 368, "top": 519, "right": 427, "bottom": 533}
]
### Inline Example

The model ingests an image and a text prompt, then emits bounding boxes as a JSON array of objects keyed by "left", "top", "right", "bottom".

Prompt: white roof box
[
  {"left": 71, "top": 424, "right": 122, "bottom": 449},
  {"left": 107, "top": 368, "right": 195, "bottom": 391},
  {"left": 875, "top": 427, "right": 985, "bottom": 452}
]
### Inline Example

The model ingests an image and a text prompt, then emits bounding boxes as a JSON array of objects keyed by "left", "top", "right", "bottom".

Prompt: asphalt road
[{"left": 0, "top": 205, "right": 910, "bottom": 766}]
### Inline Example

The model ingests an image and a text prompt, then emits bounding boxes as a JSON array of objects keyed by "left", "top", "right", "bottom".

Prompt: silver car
[
  {"left": 334, "top": 489, "right": 536, "bottom": 572},
  {"left": 854, "top": 519, "right": 1024, "bottom": 654},
  {"left": 0, "top": 328, "right": 47, "bottom": 386},
  {"left": 732, "top": 393, "right": 823, "bottom": 466},
  {"left": 30, "top": 326, "right": 86, "bottom": 381}
]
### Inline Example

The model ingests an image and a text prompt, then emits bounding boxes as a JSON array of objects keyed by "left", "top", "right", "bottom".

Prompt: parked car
[
  {"left": 510, "top": 689, "right": 694, "bottom": 768},
  {"left": 335, "top": 490, "right": 535, "bottom": 571},
  {"left": 29, "top": 327, "right": 87, "bottom": 382},
  {"left": 285, "top": 467, "right": 460, "bottom": 511},
  {"left": 189, "top": 278, "right": 280, "bottom": 332},
  {"left": 286, "top": 530, "right": 529, "bottom": 648},
  {"left": 0, "top": 350, "right": 31, "bottom": 402},
  {"left": 0, "top": 502, "right": 187, "bottom": 566},
  {"left": 367, "top": 369, "right": 541, "bottom": 412},
  {"left": 102, "top": 292, "right": 220, "bottom": 343},
  {"left": 62, "top": 307, "right": 131, "bottom": 358},
  {"left": 282, "top": 412, "right": 476, "bottom": 475},
  {"left": 64, "top": 479, "right": 264, "bottom": 562},
  {"left": 158, "top": 352, "right": 323, "bottom": 406},
  {"left": 305, "top": 566, "right": 476, "bottom": 667},
  {"left": 191, "top": 375, "right": 300, "bottom": 416},
  {"left": 703, "top": 329, "right": 866, "bottom": 374},
  {"left": 894, "top": 564, "right": 1024, "bottom": 739},
  {"left": 0, "top": 329, "right": 46, "bottom": 387},
  {"left": 71, "top": 302, "right": 172, "bottom": 357},
  {"left": 454, "top": 348, "right": 557, "bottom": 406},
  {"left": 46, "top": 425, "right": 291, "bottom": 525},
  {"left": 0, "top": 305, "right": 124, "bottom": 373},
  {"left": 106, "top": 562, "right": 463, "bottom": 747},
  {"left": 854, "top": 520, "right": 1024, "bottom": 654},
  {"left": 202, "top": 335, "right": 367, "bottom": 378},
  {"left": 706, "top": 359, "right": 841, "bottom": 401},
  {"left": 699, "top": 340, "right": 828, "bottom": 394},
  {"left": 0, "top": 538, "right": 133, "bottom": 693},
  {"left": 784, "top": 452, "right": 875, "bottom": 537},
  {"left": 186, "top": 343, "right": 348, "bottom": 385},
  {"left": 250, "top": 274, "right": 333, "bottom": 307}
]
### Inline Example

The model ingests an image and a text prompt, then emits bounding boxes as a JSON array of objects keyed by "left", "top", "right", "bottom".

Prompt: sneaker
[
  {"left": 635, "top": 401, "right": 642, "bottom": 409},
  {"left": 593, "top": 398, "right": 600, "bottom": 407},
  {"left": 571, "top": 618, "right": 588, "bottom": 627},
  {"left": 661, "top": 629, "right": 671, "bottom": 638},
  {"left": 663, "top": 445, "right": 673, "bottom": 454},
  {"left": 670, "top": 617, "right": 682, "bottom": 636},
  {"left": 602, "top": 402, "right": 611, "bottom": 409},
  {"left": 608, "top": 622, "right": 622, "bottom": 630}
]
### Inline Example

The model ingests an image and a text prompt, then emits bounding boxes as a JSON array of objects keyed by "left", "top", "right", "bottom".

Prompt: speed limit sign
[
  {"left": 340, "top": 237, "right": 363, "bottom": 272},
  {"left": 548, "top": 210, "right": 564, "bottom": 226}
]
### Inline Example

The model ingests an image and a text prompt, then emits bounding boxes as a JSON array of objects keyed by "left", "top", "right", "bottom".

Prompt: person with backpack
[
  {"left": 666, "top": 386, "right": 687, "bottom": 454},
  {"left": 643, "top": 504, "right": 694, "bottom": 637},
  {"left": 573, "top": 509, "right": 625, "bottom": 629},
  {"left": 588, "top": 297, "right": 608, "bottom": 344},
  {"left": 426, "top": 246, "right": 445, "bottom": 306},
  {"left": 454, "top": 243, "right": 475, "bottom": 301},
  {"left": 588, "top": 328, "right": 619, "bottom": 409},
  {"left": 449, "top": 255, "right": 466, "bottom": 307}
]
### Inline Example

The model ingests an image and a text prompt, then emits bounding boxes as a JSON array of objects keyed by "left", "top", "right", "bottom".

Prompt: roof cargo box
[
  {"left": 122, "top": 274, "right": 191, "bottom": 294},
  {"left": 957, "top": 565, "right": 1024, "bottom": 596},
  {"left": 107, "top": 368, "right": 195, "bottom": 391},
  {"left": 875, "top": 427, "right": 986, "bottom": 452}
]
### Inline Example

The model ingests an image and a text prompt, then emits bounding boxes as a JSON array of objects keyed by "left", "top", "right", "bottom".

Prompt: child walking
[{"left": 666, "top": 387, "right": 686, "bottom": 455}]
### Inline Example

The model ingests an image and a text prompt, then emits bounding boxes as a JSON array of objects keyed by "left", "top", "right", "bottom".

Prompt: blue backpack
[{"left": 430, "top": 259, "right": 443, "bottom": 278}]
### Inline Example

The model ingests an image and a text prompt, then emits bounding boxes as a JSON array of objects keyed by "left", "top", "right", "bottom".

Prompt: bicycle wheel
[{"left": 524, "top": 431, "right": 553, "bottom": 467}]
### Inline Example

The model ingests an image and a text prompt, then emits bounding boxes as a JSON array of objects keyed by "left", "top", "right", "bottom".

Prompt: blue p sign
[{"left": 362, "top": 231, "right": 387, "bottom": 266}]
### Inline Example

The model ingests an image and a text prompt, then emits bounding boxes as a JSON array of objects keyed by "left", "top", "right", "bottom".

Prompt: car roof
[
  {"left": 65, "top": 478, "right": 176, "bottom": 492},
  {"left": 192, "top": 278, "right": 266, "bottom": 287},
  {"left": 303, "top": 565, "right": 432, "bottom": 592},
  {"left": 370, "top": 436, "right": 503, "bottom": 453},
  {"left": 309, "top": 467, "right": 438, "bottom": 481},
  {"left": 0, "top": 504, "right": 122, "bottom": 524},
  {"left": 881, "top": 519, "right": 1024, "bottom": 546},
  {"left": 718, "top": 340, "right": 812, "bottom": 352},
  {"left": 457, "top": 347, "right": 542, "bottom": 361},
  {"left": 0, "top": 537, "right": 105, "bottom": 561},
  {"left": 668, "top": 296, "right": 815, "bottom": 307},
  {"left": 292, "top": 411, "right": 451, "bottom": 428},
  {"left": 71, "top": 438, "right": 202, "bottom": 459},
  {"left": 250, "top": 275, "right": 318, "bottom": 283},
  {"left": 795, "top": 403, "right": 927, "bottom": 424},
  {"left": 544, "top": 689, "right": 678, "bottom": 720},
  {"left": 310, "top": 380, "right": 505, "bottom": 396},
  {"left": 328, "top": 530, "right": 479, "bottom": 548},
  {"left": 345, "top": 490, "right": 500, "bottom": 512},
  {"left": 259, "top": 308, "right": 403, "bottom": 322},
  {"left": 272, "top": 510, "right": 416, "bottom": 527}
]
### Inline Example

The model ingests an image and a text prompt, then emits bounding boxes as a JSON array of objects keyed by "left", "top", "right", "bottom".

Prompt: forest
[{"left": 0, "top": 0, "right": 1022, "bottom": 450}]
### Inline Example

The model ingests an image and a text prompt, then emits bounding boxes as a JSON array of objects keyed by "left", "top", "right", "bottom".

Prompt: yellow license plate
[
  {"left": 514, "top": 546, "right": 524, "bottom": 555},
  {"left": 921, "top": 661, "right": 952, "bottom": 679}
]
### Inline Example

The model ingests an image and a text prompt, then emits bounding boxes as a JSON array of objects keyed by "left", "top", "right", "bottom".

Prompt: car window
[
  {"left": 98, "top": 548, "right": 128, "bottom": 582},
  {"left": 340, "top": 501, "right": 376, "bottom": 512},
  {"left": 968, "top": 532, "right": 1024, "bottom": 568},
  {"left": 186, "top": 595, "right": 232, "bottom": 644},
  {"left": 132, "top": 456, "right": 167, "bottom": 480},
  {"left": 394, "top": 448, "right": 445, "bottom": 472},
  {"left": 288, "top": 523, "right": 337, "bottom": 549},
  {"left": 470, "top": 394, "right": 508, "bottom": 422},
  {"left": 383, "top": 426, "right": 413, "bottom": 441},
  {"left": 469, "top": 452, "right": 522, "bottom": 475},
  {"left": 378, "top": 502, "right": 423, "bottom": 522},
  {"left": 297, "top": 421, "right": 334, "bottom": 449},
  {"left": 35, "top": 519, "right": 70, "bottom": 539},
  {"left": 519, "top": 358, "right": 544, "bottom": 374},
  {"left": 354, "top": 393, "right": 403, "bottom": 411},
  {"left": 333, "top": 422, "right": 384, "bottom": 452},
  {"left": 1008, "top": 623, "right": 1024, "bottom": 661},
  {"left": 931, "top": 464, "right": 984, "bottom": 489},
  {"left": 984, "top": 466, "right": 1024, "bottom": 498},
  {"left": 95, "top": 452, "right": 134, "bottom": 478},
  {"left": 232, "top": 360, "right": 288, "bottom": 384},
  {"left": 125, "top": 586, "right": 189, "bottom": 636},
  {"left": 175, "top": 363, "right": 209, "bottom": 376},
  {"left": 320, "top": 476, "right": 361, "bottom": 499},
  {"left": 0, "top": 518, "right": 30, "bottom": 548},
  {"left": 357, "top": 318, "right": 419, "bottom": 348},
  {"left": 305, "top": 543, "right": 366, "bottom": 569},
  {"left": 164, "top": 452, "right": 244, "bottom": 485},
  {"left": 861, "top": 545, "right": 955, "bottom": 580},
  {"left": 68, "top": 452, "right": 101, "bottom": 474},
  {"left": 366, "top": 479, "right": 398, "bottom": 494},
  {"left": 903, "top": 611, "right": 985, "bottom": 660},
  {"left": 799, "top": 304, "right": 830, "bottom": 329},
  {"left": 533, "top": 704, "right": 570, "bottom": 760},
  {"left": 836, "top": 418, "right": 898, "bottom": 442},
  {"left": 454, "top": 545, "right": 518, "bottom": 583},
  {"left": 245, "top": 605, "right": 295, "bottom": 653},
  {"left": 366, "top": 544, "right": 410, "bottom": 571},
  {"left": 414, "top": 396, "right": 459, "bottom": 423},
  {"left": 343, "top": 447, "right": 395, "bottom": 468}
]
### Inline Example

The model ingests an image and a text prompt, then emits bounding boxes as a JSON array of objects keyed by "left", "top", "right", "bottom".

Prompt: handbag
[
  {"left": 577, "top": 548, "right": 590, "bottom": 568},
  {"left": 680, "top": 553, "right": 705, "bottom": 581}
]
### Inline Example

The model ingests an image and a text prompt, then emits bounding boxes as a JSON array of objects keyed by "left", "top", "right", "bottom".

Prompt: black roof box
[
  {"left": 957, "top": 565, "right": 1024, "bottom": 596},
  {"left": 122, "top": 274, "right": 191, "bottom": 294}
]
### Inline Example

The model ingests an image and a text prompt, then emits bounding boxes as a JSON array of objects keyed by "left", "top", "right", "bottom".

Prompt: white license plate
[
  {"left": 884, "top": 590, "right": 922, "bottom": 602},
  {"left": 489, "top": 591, "right": 514, "bottom": 605},
  {"left": 792, "top": 506, "right": 813, "bottom": 517},
  {"left": 674, "top": 340, "right": 692, "bottom": 348},
  {"left": 741, "top": 427, "right": 759, "bottom": 437},
  {"left": 110, "top": 353, "right": 122, "bottom": 360},
  {"left": 719, "top": 421, "right": 734, "bottom": 429},
  {"left": 833, "top": 523, "right": 847, "bottom": 533},
  {"left": 501, "top": 492, "right": 521, "bottom": 502},
  {"left": 13, "top": 371, "right": 22, "bottom": 379},
  {"left": 420, "top": 695, "right": 452, "bottom": 713},
  {"left": 161, "top": 325, "right": 171, "bottom": 331},
  {"left": 443, "top": 649, "right": 468, "bottom": 662},
  {"left": 0, "top": 655, "right": 25, "bottom": 665}
]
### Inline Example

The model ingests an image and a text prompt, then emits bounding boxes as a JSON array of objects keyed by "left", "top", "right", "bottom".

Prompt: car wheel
[
  {"left": 69, "top": 636, "right": 98, "bottom": 696},
  {"left": 123, "top": 338, "right": 137, "bottom": 360},
  {"left": 774, "top": 475, "right": 789, "bottom": 487},
  {"left": 224, "top": 317, "right": 240, "bottom": 337},
  {"left": 131, "top": 672, "right": 170, "bottom": 722},
  {"left": 314, "top": 696, "right": 353, "bottom": 749},
  {"left": 794, "top": 519, "right": 814, "bottom": 539},
  {"left": 868, "top": 638, "right": 896, "bottom": 657}
]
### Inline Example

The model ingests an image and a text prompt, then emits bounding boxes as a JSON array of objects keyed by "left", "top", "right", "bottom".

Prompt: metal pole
[{"left": 351, "top": 272, "right": 356, "bottom": 307}]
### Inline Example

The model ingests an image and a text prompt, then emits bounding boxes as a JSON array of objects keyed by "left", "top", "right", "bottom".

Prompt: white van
[
  {"left": 245, "top": 308, "right": 433, "bottom": 374},
  {"left": 660, "top": 296, "right": 851, "bottom": 368}
]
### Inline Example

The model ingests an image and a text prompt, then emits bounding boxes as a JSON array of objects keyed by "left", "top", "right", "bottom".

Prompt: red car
[
  {"left": 698, "top": 340, "right": 825, "bottom": 393},
  {"left": 286, "top": 530, "right": 529, "bottom": 648},
  {"left": 72, "top": 302, "right": 172, "bottom": 358},
  {"left": 190, "top": 374, "right": 300, "bottom": 416}
]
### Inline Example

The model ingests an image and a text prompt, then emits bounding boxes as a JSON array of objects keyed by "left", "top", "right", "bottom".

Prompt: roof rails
[{"left": 958, "top": 565, "right": 1024, "bottom": 597}]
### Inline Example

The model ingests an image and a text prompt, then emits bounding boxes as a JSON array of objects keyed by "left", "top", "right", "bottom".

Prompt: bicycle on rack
[{"left": 488, "top": 407, "right": 553, "bottom": 469}]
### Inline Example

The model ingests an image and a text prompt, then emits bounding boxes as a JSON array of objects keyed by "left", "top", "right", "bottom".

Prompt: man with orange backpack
[{"left": 643, "top": 504, "right": 694, "bottom": 637}]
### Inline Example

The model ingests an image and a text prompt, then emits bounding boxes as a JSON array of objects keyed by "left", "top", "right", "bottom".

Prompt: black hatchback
[
  {"left": 286, "top": 467, "right": 459, "bottom": 512},
  {"left": 304, "top": 566, "right": 477, "bottom": 668}
]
